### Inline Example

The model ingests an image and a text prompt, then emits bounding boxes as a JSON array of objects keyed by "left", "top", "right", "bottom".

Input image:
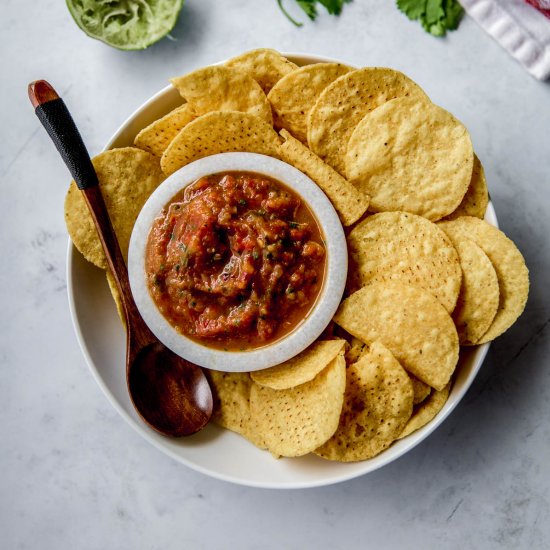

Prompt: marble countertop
[{"left": 2, "top": 1, "right": 549, "bottom": 548}]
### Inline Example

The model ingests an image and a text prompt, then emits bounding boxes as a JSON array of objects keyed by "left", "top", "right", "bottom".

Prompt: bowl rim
[
  {"left": 127, "top": 152, "right": 347, "bottom": 372},
  {"left": 66, "top": 52, "right": 494, "bottom": 489}
]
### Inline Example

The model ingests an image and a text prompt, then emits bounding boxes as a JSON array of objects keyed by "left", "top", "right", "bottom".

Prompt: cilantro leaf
[
  {"left": 278, "top": 0, "right": 351, "bottom": 26},
  {"left": 396, "top": 0, "right": 464, "bottom": 36},
  {"left": 443, "top": 0, "right": 464, "bottom": 30},
  {"left": 396, "top": 0, "right": 426, "bottom": 20},
  {"left": 318, "top": 0, "right": 352, "bottom": 15},
  {"left": 297, "top": 0, "right": 318, "bottom": 20},
  {"left": 425, "top": 0, "right": 445, "bottom": 25}
]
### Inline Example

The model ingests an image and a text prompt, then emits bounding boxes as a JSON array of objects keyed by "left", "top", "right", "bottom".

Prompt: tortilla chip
[
  {"left": 315, "top": 342, "right": 414, "bottom": 462},
  {"left": 451, "top": 238, "right": 499, "bottom": 345},
  {"left": 268, "top": 62, "right": 351, "bottom": 142},
  {"left": 444, "top": 155, "right": 489, "bottom": 220},
  {"left": 438, "top": 217, "right": 529, "bottom": 343},
  {"left": 410, "top": 375, "right": 431, "bottom": 405},
  {"left": 333, "top": 282, "right": 459, "bottom": 391},
  {"left": 307, "top": 67, "right": 428, "bottom": 174},
  {"left": 160, "top": 111, "right": 281, "bottom": 176},
  {"left": 250, "top": 351, "right": 346, "bottom": 457},
  {"left": 206, "top": 370, "right": 265, "bottom": 448},
  {"left": 279, "top": 129, "right": 369, "bottom": 226},
  {"left": 347, "top": 211, "right": 462, "bottom": 313},
  {"left": 398, "top": 382, "right": 451, "bottom": 439},
  {"left": 345, "top": 97, "right": 473, "bottom": 221},
  {"left": 171, "top": 65, "right": 272, "bottom": 124},
  {"left": 64, "top": 147, "right": 165, "bottom": 269},
  {"left": 250, "top": 339, "right": 346, "bottom": 390},
  {"left": 134, "top": 103, "right": 195, "bottom": 158},
  {"left": 225, "top": 48, "right": 298, "bottom": 93}
]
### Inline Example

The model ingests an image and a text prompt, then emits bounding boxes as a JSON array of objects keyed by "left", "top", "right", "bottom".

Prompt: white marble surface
[{"left": 1, "top": 0, "right": 549, "bottom": 548}]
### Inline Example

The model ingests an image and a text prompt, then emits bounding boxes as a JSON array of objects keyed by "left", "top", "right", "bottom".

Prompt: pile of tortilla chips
[{"left": 64, "top": 49, "right": 529, "bottom": 462}]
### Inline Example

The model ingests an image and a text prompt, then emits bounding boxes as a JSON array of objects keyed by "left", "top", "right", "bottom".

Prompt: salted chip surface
[
  {"left": 444, "top": 155, "right": 489, "bottom": 220},
  {"left": 250, "top": 339, "right": 345, "bottom": 390},
  {"left": 160, "top": 111, "right": 281, "bottom": 176},
  {"left": 451, "top": 238, "right": 499, "bottom": 345},
  {"left": 438, "top": 217, "right": 529, "bottom": 343},
  {"left": 410, "top": 375, "right": 431, "bottom": 405},
  {"left": 347, "top": 212, "right": 461, "bottom": 312},
  {"left": 307, "top": 67, "right": 427, "bottom": 174},
  {"left": 206, "top": 370, "right": 264, "bottom": 447},
  {"left": 333, "top": 282, "right": 459, "bottom": 391},
  {"left": 250, "top": 352, "right": 346, "bottom": 457},
  {"left": 268, "top": 62, "right": 351, "bottom": 142},
  {"left": 64, "top": 147, "right": 164, "bottom": 269},
  {"left": 346, "top": 97, "right": 473, "bottom": 221},
  {"left": 134, "top": 103, "right": 195, "bottom": 158},
  {"left": 315, "top": 342, "right": 413, "bottom": 462},
  {"left": 170, "top": 65, "right": 272, "bottom": 124},
  {"left": 279, "top": 129, "right": 369, "bottom": 226},
  {"left": 225, "top": 48, "right": 298, "bottom": 93},
  {"left": 398, "top": 382, "right": 451, "bottom": 439}
]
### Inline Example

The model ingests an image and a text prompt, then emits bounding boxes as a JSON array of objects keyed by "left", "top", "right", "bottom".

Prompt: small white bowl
[{"left": 128, "top": 152, "right": 348, "bottom": 372}]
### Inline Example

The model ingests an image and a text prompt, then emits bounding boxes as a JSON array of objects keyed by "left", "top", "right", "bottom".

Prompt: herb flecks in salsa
[{"left": 146, "top": 172, "right": 326, "bottom": 350}]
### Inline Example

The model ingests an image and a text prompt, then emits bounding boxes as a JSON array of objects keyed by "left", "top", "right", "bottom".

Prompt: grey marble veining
[{"left": 1, "top": 1, "right": 549, "bottom": 548}]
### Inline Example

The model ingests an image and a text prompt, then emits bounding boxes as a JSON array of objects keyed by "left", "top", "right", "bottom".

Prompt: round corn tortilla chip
[
  {"left": 410, "top": 375, "right": 431, "bottom": 405},
  {"left": 249, "top": 352, "right": 346, "bottom": 457},
  {"left": 206, "top": 370, "right": 265, "bottom": 448},
  {"left": 134, "top": 103, "right": 195, "bottom": 158},
  {"left": 250, "top": 339, "right": 346, "bottom": 390},
  {"left": 278, "top": 129, "right": 369, "bottom": 226},
  {"left": 64, "top": 147, "right": 165, "bottom": 269},
  {"left": 170, "top": 65, "right": 272, "bottom": 125},
  {"left": 307, "top": 67, "right": 428, "bottom": 175},
  {"left": 398, "top": 382, "right": 451, "bottom": 439},
  {"left": 347, "top": 211, "right": 462, "bottom": 313},
  {"left": 345, "top": 97, "right": 473, "bottom": 221},
  {"left": 225, "top": 48, "right": 298, "bottom": 93},
  {"left": 315, "top": 342, "right": 414, "bottom": 462},
  {"left": 438, "top": 217, "right": 529, "bottom": 344},
  {"left": 333, "top": 282, "right": 459, "bottom": 391},
  {"left": 451, "top": 238, "right": 499, "bottom": 345},
  {"left": 444, "top": 155, "right": 489, "bottom": 221},
  {"left": 160, "top": 111, "right": 281, "bottom": 176},
  {"left": 268, "top": 62, "right": 352, "bottom": 143}
]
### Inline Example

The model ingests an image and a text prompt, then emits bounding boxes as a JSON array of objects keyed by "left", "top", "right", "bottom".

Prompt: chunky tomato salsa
[{"left": 145, "top": 171, "right": 326, "bottom": 350}]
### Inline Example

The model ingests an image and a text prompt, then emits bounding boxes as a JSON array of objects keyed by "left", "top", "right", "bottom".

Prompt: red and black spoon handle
[
  {"left": 29, "top": 80, "right": 98, "bottom": 191},
  {"left": 28, "top": 80, "right": 143, "bottom": 336}
]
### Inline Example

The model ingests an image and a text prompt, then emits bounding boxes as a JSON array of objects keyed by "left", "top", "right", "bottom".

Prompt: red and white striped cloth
[{"left": 461, "top": 0, "right": 550, "bottom": 80}]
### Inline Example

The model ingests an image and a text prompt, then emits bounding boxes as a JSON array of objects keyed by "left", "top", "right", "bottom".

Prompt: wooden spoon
[{"left": 29, "top": 80, "right": 213, "bottom": 436}]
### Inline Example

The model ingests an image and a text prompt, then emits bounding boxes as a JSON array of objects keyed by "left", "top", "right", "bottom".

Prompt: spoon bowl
[{"left": 128, "top": 341, "right": 213, "bottom": 436}]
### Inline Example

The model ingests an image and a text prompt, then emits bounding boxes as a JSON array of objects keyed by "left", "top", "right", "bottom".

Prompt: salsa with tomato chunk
[{"left": 145, "top": 171, "right": 326, "bottom": 350}]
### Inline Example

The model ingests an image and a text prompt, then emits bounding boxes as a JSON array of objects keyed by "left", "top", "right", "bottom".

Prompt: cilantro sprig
[
  {"left": 397, "top": 0, "right": 464, "bottom": 37},
  {"left": 277, "top": 0, "right": 463, "bottom": 37},
  {"left": 277, "top": 0, "right": 352, "bottom": 27}
]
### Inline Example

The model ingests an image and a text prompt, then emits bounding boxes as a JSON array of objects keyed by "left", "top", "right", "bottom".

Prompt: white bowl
[
  {"left": 128, "top": 152, "right": 347, "bottom": 372},
  {"left": 67, "top": 53, "right": 495, "bottom": 488}
]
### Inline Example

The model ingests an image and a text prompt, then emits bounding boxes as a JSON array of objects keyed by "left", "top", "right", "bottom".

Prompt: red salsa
[{"left": 145, "top": 172, "right": 326, "bottom": 350}]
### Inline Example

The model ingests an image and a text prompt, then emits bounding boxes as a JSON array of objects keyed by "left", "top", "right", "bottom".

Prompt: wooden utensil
[{"left": 29, "top": 80, "right": 213, "bottom": 436}]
